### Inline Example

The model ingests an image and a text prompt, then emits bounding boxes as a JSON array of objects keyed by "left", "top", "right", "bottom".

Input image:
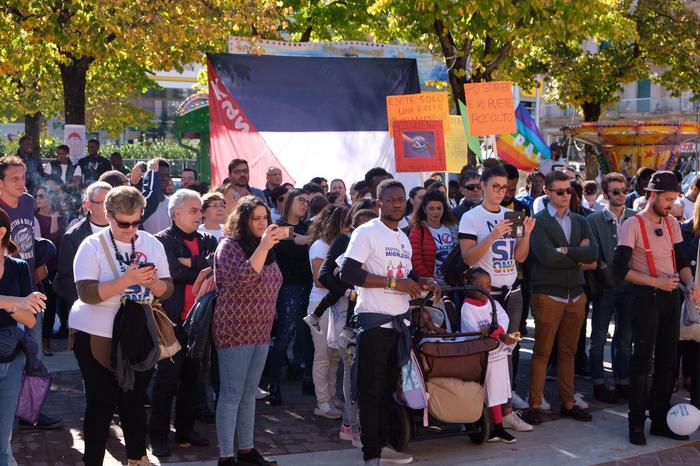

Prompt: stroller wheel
[
  {"left": 387, "top": 403, "right": 412, "bottom": 452},
  {"left": 466, "top": 406, "right": 491, "bottom": 445}
]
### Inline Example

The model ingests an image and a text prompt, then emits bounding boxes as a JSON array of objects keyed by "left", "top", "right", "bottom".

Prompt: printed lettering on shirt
[
  {"left": 118, "top": 253, "right": 152, "bottom": 305},
  {"left": 486, "top": 221, "right": 516, "bottom": 275},
  {"left": 10, "top": 219, "right": 34, "bottom": 263}
]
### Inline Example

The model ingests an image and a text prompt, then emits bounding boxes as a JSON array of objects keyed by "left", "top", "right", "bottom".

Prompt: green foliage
[
  {"left": 540, "top": 0, "right": 700, "bottom": 121},
  {"left": 2, "top": 136, "right": 196, "bottom": 161},
  {"left": 0, "top": 0, "right": 289, "bottom": 134}
]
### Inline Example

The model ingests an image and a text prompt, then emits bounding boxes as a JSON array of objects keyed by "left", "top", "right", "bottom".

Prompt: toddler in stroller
[{"left": 461, "top": 268, "right": 520, "bottom": 443}]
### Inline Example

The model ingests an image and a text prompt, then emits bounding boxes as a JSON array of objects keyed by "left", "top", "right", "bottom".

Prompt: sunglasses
[
  {"left": 114, "top": 218, "right": 142, "bottom": 229},
  {"left": 608, "top": 188, "right": 628, "bottom": 196},
  {"left": 463, "top": 183, "right": 480, "bottom": 191},
  {"left": 550, "top": 187, "right": 573, "bottom": 196}
]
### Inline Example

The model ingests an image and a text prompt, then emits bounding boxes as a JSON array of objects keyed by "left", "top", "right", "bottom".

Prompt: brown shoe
[
  {"left": 524, "top": 408, "right": 544, "bottom": 425},
  {"left": 561, "top": 404, "right": 592, "bottom": 422},
  {"left": 593, "top": 384, "right": 618, "bottom": 404}
]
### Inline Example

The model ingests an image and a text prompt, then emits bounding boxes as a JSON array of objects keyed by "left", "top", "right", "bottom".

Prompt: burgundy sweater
[{"left": 213, "top": 238, "right": 282, "bottom": 349}]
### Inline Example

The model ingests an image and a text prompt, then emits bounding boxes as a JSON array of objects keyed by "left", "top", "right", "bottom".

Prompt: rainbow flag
[{"left": 496, "top": 102, "right": 550, "bottom": 171}]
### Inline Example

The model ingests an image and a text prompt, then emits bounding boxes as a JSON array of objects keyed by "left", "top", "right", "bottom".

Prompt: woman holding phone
[
  {"left": 70, "top": 186, "right": 173, "bottom": 466},
  {"left": 214, "top": 195, "right": 283, "bottom": 466},
  {"left": 459, "top": 164, "right": 535, "bottom": 430}
]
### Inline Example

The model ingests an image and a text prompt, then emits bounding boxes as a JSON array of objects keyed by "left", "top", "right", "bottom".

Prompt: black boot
[
  {"left": 267, "top": 383, "right": 282, "bottom": 406},
  {"left": 629, "top": 425, "right": 646, "bottom": 445},
  {"left": 218, "top": 457, "right": 238, "bottom": 466},
  {"left": 237, "top": 448, "right": 277, "bottom": 466}
]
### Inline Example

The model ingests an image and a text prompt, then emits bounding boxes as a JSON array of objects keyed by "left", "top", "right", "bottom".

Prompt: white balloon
[{"left": 667, "top": 403, "right": 700, "bottom": 436}]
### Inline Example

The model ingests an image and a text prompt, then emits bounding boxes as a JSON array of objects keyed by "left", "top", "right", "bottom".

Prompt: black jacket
[
  {"left": 53, "top": 216, "right": 94, "bottom": 303},
  {"left": 183, "top": 291, "right": 216, "bottom": 384},
  {"left": 155, "top": 225, "right": 218, "bottom": 323}
]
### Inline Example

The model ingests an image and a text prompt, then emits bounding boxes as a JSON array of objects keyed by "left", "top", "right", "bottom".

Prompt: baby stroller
[{"left": 388, "top": 285, "right": 500, "bottom": 451}]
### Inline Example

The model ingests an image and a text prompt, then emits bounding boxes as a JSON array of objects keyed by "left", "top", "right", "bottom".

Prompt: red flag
[{"left": 208, "top": 60, "right": 295, "bottom": 188}]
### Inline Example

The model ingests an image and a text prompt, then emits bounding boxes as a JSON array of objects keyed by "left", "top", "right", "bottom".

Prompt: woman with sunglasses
[
  {"left": 267, "top": 188, "right": 312, "bottom": 405},
  {"left": 459, "top": 164, "right": 536, "bottom": 431},
  {"left": 34, "top": 186, "right": 66, "bottom": 356},
  {"left": 70, "top": 186, "right": 173, "bottom": 466}
]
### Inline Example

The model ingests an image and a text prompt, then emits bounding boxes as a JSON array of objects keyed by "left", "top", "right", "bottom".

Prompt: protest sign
[
  {"left": 386, "top": 92, "right": 450, "bottom": 135},
  {"left": 463, "top": 81, "right": 516, "bottom": 136},
  {"left": 392, "top": 119, "right": 446, "bottom": 173},
  {"left": 64, "top": 124, "right": 85, "bottom": 163},
  {"left": 445, "top": 116, "right": 468, "bottom": 173}
]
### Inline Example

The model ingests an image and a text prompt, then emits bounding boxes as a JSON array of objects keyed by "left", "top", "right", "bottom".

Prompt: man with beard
[
  {"left": 614, "top": 171, "right": 697, "bottom": 445},
  {"left": 227, "top": 159, "right": 265, "bottom": 202}
]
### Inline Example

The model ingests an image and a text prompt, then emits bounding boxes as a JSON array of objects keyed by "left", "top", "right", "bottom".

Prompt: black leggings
[{"left": 73, "top": 331, "right": 153, "bottom": 465}]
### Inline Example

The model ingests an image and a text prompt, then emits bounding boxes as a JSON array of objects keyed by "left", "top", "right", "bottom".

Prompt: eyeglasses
[
  {"left": 113, "top": 218, "right": 142, "bottom": 229},
  {"left": 608, "top": 188, "right": 628, "bottom": 196},
  {"left": 462, "top": 183, "right": 480, "bottom": 191},
  {"left": 89, "top": 199, "right": 104, "bottom": 205},
  {"left": 297, "top": 197, "right": 309, "bottom": 205},
  {"left": 489, "top": 183, "right": 508, "bottom": 193},
  {"left": 549, "top": 187, "right": 573, "bottom": 196}
]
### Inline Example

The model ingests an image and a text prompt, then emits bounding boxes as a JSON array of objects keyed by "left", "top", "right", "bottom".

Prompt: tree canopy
[{"left": 0, "top": 0, "right": 288, "bottom": 135}]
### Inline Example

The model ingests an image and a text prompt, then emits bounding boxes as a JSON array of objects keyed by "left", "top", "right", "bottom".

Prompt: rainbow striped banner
[{"left": 496, "top": 102, "right": 550, "bottom": 171}]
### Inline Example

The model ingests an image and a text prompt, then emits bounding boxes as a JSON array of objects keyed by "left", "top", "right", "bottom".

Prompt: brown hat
[{"left": 645, "top": 171, "right": 681, "bottom": 193}]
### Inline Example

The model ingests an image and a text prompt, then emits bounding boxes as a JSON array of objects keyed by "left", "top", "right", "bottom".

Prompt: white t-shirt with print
[
  {"left": 459, "top": 204, "right": 517, "bottom": 288},
  {"left": 344, "top": 218, "right": 412, "bottom": 317},
  {"left": 308, "top": 239, "right": 330, "bottom": 303},
  {"left": 428, "top": 224, "right": 454, "bottom": 286},
  {"left": 69, "top": 228, "right": 171, "bottom": 338}
]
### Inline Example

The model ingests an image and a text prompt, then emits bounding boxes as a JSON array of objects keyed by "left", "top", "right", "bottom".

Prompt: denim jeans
[
  {"left": 216, "top": 344, "right": 269, "bottom": 458},
  {"left": 0, "top": 352, "right": 25, "bottom": 466},
  {"left": 269, "top": 283, "right": 311, "bottom": 385},
  {"left": 589, "top": 289, "right": 633, "bottom": 385}
]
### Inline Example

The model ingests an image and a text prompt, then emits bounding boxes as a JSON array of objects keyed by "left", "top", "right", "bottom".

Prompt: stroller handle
[{"left": 416, "top": 285, "right": 499, "bottom": 337}]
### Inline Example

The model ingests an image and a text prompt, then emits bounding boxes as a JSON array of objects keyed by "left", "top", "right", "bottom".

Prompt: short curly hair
[{"left": 104, "top": 186, "right": 145, "bottom": 218}]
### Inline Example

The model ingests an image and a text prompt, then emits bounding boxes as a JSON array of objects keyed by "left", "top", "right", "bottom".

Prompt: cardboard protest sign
[
  {"left": 445, "top": 116, "right": 468, "bottom": 173},
  {"left": 392, "top": 119, "right": 446, "bottom": 173},
  {"left": 463, "top": 81, "right": 516, "bottom": 136},
  {"left": 386, "top": 92, "right": 450, "bottom": 136}
]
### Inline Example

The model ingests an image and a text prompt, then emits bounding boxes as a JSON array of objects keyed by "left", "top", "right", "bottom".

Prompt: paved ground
[{"left": 13, "top": 322, "right": 700, "bottom": 465}]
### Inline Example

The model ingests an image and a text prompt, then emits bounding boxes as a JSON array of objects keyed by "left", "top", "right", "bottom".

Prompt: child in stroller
[{"left": 461, "top": 268, "right": 521, "bottom": 443}]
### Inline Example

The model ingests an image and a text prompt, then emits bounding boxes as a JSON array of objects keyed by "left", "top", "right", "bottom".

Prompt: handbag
[
  {"left": 439, "top": 243, "right": 468, "bottom": 287},
  {"left": 151, "top": 302, "right": 181, "bottom": 361},
  {"left": 15, "top": 373, "right": 52, "bottom": 424}
]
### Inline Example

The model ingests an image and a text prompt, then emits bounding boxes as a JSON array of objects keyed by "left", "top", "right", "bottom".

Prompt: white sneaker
[
  {"left": 352, "top": 431, "right": 362, "bottom": 448},
  {"left": 511, "top": 391, "right": 529, "bottom": 410},
  {"left": 503, "top": 411, "right": 534, "bottom": 432},
  {"left": 314, "top": 402, "right": 342, "bottom": 419},
  {"left": 574, "top": 392, "right": 589, "bottom": 410},
  {"left": 255, "top": 387, "right": 269, "bottom": 400},
  {"left": 380, "top": 447, "right": 413, "bottom": 464},
  {"left": 525, "top": 395, "right": 551, "bottom": 411},
  {"left": 303, "top": 314, "right": 323, "bottom": 335},
  {"left": 339, "top": 424, "right": 353, "bottom": 441}
]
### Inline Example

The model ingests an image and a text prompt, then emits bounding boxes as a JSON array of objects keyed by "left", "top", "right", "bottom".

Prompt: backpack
[{"left": 439, "top": 243, "right": 469, "bottom": 287}]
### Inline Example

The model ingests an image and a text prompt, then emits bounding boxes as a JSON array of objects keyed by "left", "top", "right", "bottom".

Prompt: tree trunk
[
  {"left": 58, "top": 58, "right": 93, "bottom": 125},
  {"left": 581, "top": 101, "right": 603, "bottom": 179},
  {"left": 24, "top": 112, "right": 44, "bottom": 157}
]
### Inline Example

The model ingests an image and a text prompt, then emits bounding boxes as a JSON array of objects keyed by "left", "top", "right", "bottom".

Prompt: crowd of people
[{"left": 0, "top": 135, "right": 699, "bottom": 465}]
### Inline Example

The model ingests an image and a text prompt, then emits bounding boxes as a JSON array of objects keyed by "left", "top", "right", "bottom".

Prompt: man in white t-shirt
[
  {"left": 675, "top": 174, "right": 700, "bottom": 221},
  {"left": 340, "top": 179, "right": 439, "bottom": 466}
]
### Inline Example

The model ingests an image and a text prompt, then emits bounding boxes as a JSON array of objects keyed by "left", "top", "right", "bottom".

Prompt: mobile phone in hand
[
  {"left": 138, "top": 262, "right": 155, "bottom": 269},
  {"left": 504, "top": 211, "right": 526, "bottom": 238},
  {"left": 278, "top": 226, "right": 295, "bottom": 240}
]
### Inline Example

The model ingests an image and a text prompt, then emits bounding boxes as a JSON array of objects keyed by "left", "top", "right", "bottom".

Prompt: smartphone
[
  {"left": 278, "top": 226, "right": 295, "bottom": 240},
  {"left": 504, "top": 211, "right": 526, "bottom": 238},
  {"left": 138, "top": 262, "right": 155, "bottom": 269}
]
